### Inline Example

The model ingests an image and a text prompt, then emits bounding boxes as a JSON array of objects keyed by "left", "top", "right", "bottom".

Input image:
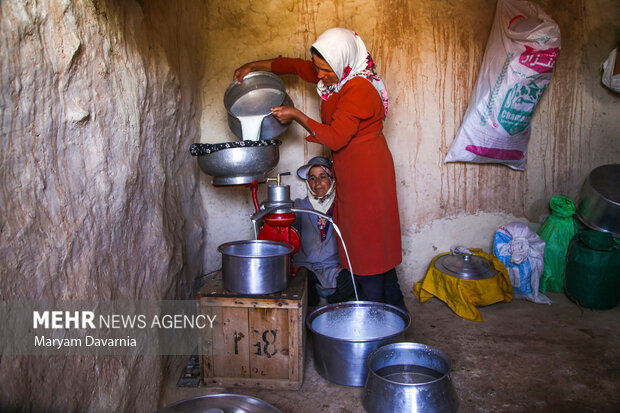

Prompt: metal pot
[
  {"left": 576, "top": 164, "right": 620, "bottom": 237},
  {"left": 306, "top": 301, "right": 410, "bottom": 387},
  {"left": 362, "top": 342, "right": 459, "bottom": 413},
  {"left": 218, "top": 240, "right": 294, "bottom": 295},
  {"left": 224, "top": 71, "right": 293, "bottom": 140}
]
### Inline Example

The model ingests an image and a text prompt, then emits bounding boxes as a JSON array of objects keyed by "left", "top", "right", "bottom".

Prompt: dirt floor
[{"left": 159, "top": 291, "right": 620, "bottom": 413}]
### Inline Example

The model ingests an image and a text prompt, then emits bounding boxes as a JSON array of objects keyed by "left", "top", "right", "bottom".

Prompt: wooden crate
[{"left": 197, "top": 268, "right": 307, "bottom": 390}]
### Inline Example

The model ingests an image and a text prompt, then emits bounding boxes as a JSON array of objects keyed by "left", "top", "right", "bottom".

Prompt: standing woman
[{"left": 234, "top": 28, "right": 407, "bottom": 312}]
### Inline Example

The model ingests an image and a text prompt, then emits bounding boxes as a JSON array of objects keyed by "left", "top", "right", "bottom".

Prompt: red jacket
[{"left": 272, "top": 58, "right": 402, "bottom": 275}]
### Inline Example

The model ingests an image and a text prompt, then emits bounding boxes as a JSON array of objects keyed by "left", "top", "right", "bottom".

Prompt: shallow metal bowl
[
  {"left": 197, "top": 144, "right": 279, "bottom": 186},
  {"left": 156, "top": 393, "right": 281, "bottom": 413},
  {"left": 306, "top": 301, "right": 410, "bottom": 387}
]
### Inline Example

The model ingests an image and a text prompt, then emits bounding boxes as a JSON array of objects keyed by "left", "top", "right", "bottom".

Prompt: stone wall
[{"left": 0, "top": 1, "right": 208, "bottom": 411}]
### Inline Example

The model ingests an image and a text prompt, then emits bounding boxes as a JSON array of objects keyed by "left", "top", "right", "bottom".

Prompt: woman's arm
[
  {"left": 234, "top": 58, "right": 318, "bottom": 84},
  {"left": 233, "top": 59, "right": 275, "bottom": 83},
  {"left": 272, "top": 77, "right": 379, "bottom": 143},
  {"left": 270, "top": 106, "right": 313, "bottom": 133},
  {"left": 306, "top": 78, "right": 379, "bottom": 151}
]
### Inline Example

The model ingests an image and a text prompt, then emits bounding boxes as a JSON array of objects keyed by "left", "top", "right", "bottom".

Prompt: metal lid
[{"left": 434, "top": 249, "right": 498, "bottom": 280}]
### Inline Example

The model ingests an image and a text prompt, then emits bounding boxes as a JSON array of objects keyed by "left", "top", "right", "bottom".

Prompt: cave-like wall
[{"left": 0, "top": 1, "right": 208, "bottom": 411}]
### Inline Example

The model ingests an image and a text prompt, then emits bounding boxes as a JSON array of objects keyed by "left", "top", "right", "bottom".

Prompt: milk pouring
[{"left": 237, "top": 114, "right": 270, "bottom": 141}]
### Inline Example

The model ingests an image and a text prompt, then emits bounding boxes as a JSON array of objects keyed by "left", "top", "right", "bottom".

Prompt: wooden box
[{"left": 197, "top": 268, "right": 307, "bottom": 390}]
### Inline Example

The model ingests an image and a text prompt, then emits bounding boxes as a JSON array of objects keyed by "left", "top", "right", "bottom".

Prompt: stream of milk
[{"left": 238, "top": 113, "right": 269, "bottom": 141}]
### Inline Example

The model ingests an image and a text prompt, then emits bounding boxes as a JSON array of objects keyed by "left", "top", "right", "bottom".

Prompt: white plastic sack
[
  {"left": 601, "top": 47, "right": 620, "bottom": 92},
  {"left": 445, "top": 0, "right": 561, "bottom": 170},
  {"left": 493, "top": 222, "right": 551, "bottom": 304}
]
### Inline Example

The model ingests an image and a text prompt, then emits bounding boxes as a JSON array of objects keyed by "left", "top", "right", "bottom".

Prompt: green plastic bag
[
  {"left": 565, "top": 230, "right": 620, "bottom": 309},
  {"left": 537, "top": 196, "right": 579, "bottom": 293}
]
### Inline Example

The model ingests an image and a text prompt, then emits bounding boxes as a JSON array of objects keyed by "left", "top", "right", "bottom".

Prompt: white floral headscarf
[{"left": 311, "top": 28, "right": 388, "bottom": 118}]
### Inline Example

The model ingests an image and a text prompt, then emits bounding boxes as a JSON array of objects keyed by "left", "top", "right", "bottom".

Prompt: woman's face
[
  {"left": 312, "top": 55, "right": 339, "bottom": 86},
  {"left": 307, "top": 166, "right": 332, "bottom": 197}
]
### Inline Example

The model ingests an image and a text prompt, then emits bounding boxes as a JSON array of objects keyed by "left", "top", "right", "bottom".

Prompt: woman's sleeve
[
  {"left": 306, "top": 78, "right": 378, "bottom": 151},
  {"left": 271, "top": 57, "right": 319, "bottom": 83}
]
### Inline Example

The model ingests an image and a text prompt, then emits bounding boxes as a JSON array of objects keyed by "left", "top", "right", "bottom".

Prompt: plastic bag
[
  {"left": 493, "top": 222, "right": 551, "bottom": 304},
  {"left": 445, "top": 0, "right": 561, "bottom": 170},
  {"left": 601, "top": 47, "right": 620, "bottom": 93},
  {"left": 537, "top": 196, "right": 579, "bottom": 293}
]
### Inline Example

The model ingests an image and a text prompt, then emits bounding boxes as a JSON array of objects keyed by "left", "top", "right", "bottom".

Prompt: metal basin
[
  {"left": 576, "top": 164, "right": 620, "bottom": 237},
  {"left": 306, "top": 301, "right": 410, "bottom": 387},
  {"left": 218, "top": 240, "right": 294, "bottom": 295},
  {"left": 156, "top": 393, "right": 281, "bottom": 413},
  {"left": 196, "top": 142, "right": 279, "bottom": 185},
  {"left": 362, "top": 342, "right": 459, "bottom": 413},
  {"left": 224, "top": 71, "right": 293, "bottom": 140}
]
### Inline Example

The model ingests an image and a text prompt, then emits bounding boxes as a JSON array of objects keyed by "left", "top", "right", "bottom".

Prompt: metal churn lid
[{"left": 434, "top": 247, "right": 498, "bottom": 280}]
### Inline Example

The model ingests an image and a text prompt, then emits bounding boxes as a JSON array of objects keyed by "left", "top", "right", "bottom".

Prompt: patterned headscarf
[
  {"left": 306, "top": 165, "right": 336, "bottom": 214},
  {"left": 310, "top": 28, "right": 388, "bottom": 118},
  {"left": 305, "top": 164, "right": 336, "bottom": 241}
]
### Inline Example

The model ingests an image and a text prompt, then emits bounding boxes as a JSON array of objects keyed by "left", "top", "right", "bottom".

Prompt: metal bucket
[
  {"left": 576, "top": 164, "right": 620, "bottom": 237},
  {"left": 218, "top": 240, "right": 293, "bottom": 295},
  {"left": 362, "top": 342, "right": 459, "bottom": 413},
  {"left": 306, "top": 301, "right": 410, "bottom": 387},
  {"left": 224, "top": 71, "right": 293, "bottom": 140}
]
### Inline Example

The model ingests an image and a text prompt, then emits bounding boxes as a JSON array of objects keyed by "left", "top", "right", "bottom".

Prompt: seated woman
[{"left": 292, "top": 156, "right": 355, "bottom": 306}]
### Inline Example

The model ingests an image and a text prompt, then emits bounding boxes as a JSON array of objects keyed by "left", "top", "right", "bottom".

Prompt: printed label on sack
[
  {"left": 518, "top": 45, "right": 560, "bottom": 74},
  {"left": 496, "top": 46, "right": 559, "bottom": 136},
  {"left": 498, "top": 79, "right": 547, "bottom": 136}
]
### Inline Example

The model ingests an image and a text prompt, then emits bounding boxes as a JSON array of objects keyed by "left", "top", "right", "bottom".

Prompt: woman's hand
[
  {"left": 270, "top": 106, "right": 299, "bottom": 124},
  {"left": 271, "top": 106, "right": 312, "bottom": 133},
  {"left": 233, "top": 59, "right": 274, "bottom": 83}
]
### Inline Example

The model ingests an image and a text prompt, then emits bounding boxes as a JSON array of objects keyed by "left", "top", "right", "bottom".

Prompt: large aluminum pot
[
  {"left": 306, "top": 301, "right": 410, "bottom": 387},
  {"left": 218, "top": 240, "right": 294, "bottom": 295},
  {"left": 196, "top": 141, "right": 280, "bottom": 185},
  {"left": 362, "top": 342, "right": 459, "bottom": 413},
  {"left": 224, "top": 71, "right": 293, "bottom": 140},
  {"left": 576, "top": 164, "right": 620, "bottom": 237}
]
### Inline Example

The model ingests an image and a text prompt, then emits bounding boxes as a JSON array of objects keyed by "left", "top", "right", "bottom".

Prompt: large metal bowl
[
  {"left": 363, "top": 342, "right": 459, "bottom": 413},
  {"left": 306, "top": 301, "right": 410, "bottom": 387},
  {"left": 218, "top": 240, "right": 294, "bottom": 295},
  {"left": 197, "top": 143, "right": 279, "bottom": 186},
  {"left": 576, "top": 164, "right": 620, "bottom": 237},
  {"left": 224, "top": 71, "right": 293, "bottom": 140}
]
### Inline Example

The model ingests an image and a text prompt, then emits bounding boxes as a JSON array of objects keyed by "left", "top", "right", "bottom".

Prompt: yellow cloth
[{"left": 413, "top": 248, "right": 513, "bottom": 322}]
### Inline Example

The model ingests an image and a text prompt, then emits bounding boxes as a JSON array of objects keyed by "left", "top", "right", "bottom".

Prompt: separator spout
[{"left": 250, "top": 206, "right": 358, "bottom": 301}]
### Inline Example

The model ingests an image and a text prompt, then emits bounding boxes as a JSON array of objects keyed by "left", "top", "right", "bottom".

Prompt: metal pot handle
[{"left": 450, "top": 246, "right": 473, "bottom": 258}]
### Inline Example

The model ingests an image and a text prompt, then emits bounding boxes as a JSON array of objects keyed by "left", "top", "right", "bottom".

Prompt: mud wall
[{"left": 198, "top": 0, "right": 620, "bottom": 282}]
